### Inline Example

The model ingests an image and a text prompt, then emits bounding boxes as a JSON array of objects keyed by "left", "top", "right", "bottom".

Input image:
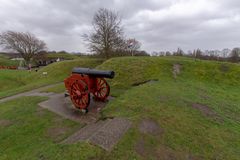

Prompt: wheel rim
[
  {"left": 93, "top": 78, "right": 109, "bottom": 101},
  {"left": 70, "top": 80, "right": 90, "bottom": 109}
]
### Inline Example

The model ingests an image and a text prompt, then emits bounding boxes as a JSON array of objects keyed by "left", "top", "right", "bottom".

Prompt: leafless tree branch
[{"left": 0, "top": 31, "right": 47, "bottom": 64}]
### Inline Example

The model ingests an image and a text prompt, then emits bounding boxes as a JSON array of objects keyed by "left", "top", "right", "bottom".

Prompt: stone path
[
  {"left": 39, "top": 94, "right": 114, "bottom": 124},
  {"left": 62, "top": 117, "right": 131, "bottom": 151},
  {"left": 0, "top": 83, "right": 61, "bottom": 103}
]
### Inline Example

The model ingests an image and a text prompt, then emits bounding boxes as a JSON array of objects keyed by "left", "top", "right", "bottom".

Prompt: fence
[{"left": 0, "top": 66, "right": 17, "bottom": 70}]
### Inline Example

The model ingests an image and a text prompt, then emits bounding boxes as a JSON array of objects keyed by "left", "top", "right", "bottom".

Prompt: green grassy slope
[
  {"left": 100, "top": 57, "right": 240, "bottom": 86},
  {"left": 0, "top": 54, "right": 19, "bottom": 66},
  {"left": 99, "top": 57, "right": 240, "bottom": 159},
  {"left": 0, "top": 58, "right": 103, "bottom": 98},
  {"left": 0, "top": 56, "right": 240, "bottom": 159},
  {"left": 98, "top": 57, "right": 240, "bottom": 96}
]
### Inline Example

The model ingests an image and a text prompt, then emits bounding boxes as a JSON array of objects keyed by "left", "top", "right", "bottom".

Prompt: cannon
[{"left": 64, "top": 67, "right": 115, "bottom": 112}]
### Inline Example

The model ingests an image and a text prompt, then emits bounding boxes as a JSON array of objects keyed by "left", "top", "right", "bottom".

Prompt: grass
[
  {"left": 40, "top": 83, "right": 66, "bottom": 93},
  {"left": 0, "top": 58, "right": 103, "bottom": 98},
  {"left": 0, "top": 54, "right": 19, "bottom": 66},
  {"left": 99, "top": 57, "right": 240, "bottom": 159},
  {"left": 0, "top": 56, "right": 240, "bottom": 159},
  {"left": 102, "top": 77, "right": 240, "bottom": 159},
  {"left": 97, "top": 56, "right": 240, "bottom": 96},
  {"left": 0, "top": 96, "right": 102, "bottom": 160}
]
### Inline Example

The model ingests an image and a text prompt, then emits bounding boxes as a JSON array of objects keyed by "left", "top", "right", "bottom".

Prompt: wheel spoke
[
  {"left": 98, "top": 86, "right": 106, "bottom": 91},
  {"left": 73, "top": 85, "right": 78, "bottom": 91},
  {"left": 75, "top": 98, "right": 79, "bottom": 104},
  {"left": 99, "top": 91, "right": 103, "bottom": 97},
  {"left": 76, "top": 83, "right": 81, "bottom": 91},
  {"left": 82, "top": 97, "right": 87, "bottom": 105},
  {"left": 98, "top": 79, "right": 104, "bottom": 86},
  {"left": 78, "top": 98, "right": 82, "bottom": 105},
  {"left": 82, "top": 98, "right": 85, "bottom": 105}
]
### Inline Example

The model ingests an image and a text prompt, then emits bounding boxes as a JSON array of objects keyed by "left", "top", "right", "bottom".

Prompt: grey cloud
[{"left": 0, "top": 0, "right": 240, "bottom": 52}]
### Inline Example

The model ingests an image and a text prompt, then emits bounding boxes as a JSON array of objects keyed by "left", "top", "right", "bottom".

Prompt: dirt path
[
  {"left": 173, "top": 64, "right": 182, "bottom": 79},
  {"left": 0, "top": 83, "right": 62, "bottom": 103}
]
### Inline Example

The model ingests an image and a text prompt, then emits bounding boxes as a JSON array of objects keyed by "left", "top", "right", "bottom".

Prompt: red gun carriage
[{"left": 64, "top": 68, "right": 115, "bottom": 112}]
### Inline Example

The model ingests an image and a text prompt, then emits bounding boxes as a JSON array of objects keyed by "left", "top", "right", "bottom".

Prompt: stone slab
[
  {"left": 89, "top": 117, "right": 132, "bottom": 151},
  {"left": 38, "top": 94, "right": 112, "bottom": 124},
  {"left": 62, "top": 117, "right": 132, "bottom": 151},
  {"left": 62, "top": 119, "right": 111, "bottom": 144}
]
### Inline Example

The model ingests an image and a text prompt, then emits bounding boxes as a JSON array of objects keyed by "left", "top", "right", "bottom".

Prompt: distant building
[
  {"left": 37, "top": 57, "right": 64, "bottom": 66},
  {"left": 11, "top": 58, "right": 24, "bottom": 61}
]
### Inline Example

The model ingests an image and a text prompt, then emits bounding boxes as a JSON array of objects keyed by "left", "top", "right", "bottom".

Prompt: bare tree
[
  {"left": 126, "top": 38, "right": 141, "bottom": 56},
  {"left": 193, "top": 49, "right": 202, "bottom": 61},
  {"left": 173, "top": 48, "right": 184, "bottom": 56},
  {"left": 84, "top": 8, "right": 125, "bottom": 59},
  {"left": 165, "top": 51, "right": 171, "bottom": 56},
  {"left": 230, "top": 47, "right": 240, "bottom": 63},
  {"left": 151, "top": 51, "right": 159, "bottom": 56},
  {"left": 0, "top": 31, "right": 47, "bottom": 64}
]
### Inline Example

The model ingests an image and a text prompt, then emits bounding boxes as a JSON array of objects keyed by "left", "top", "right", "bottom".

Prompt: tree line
[{"left": 152, "top": 47, "right": 240, "bottom": 63}]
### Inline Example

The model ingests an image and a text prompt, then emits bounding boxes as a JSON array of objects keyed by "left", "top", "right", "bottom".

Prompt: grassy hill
[
  {"left": 99, "top": 57, "right": 240, "bottom": 159},
  {"left": 98, "top": 57, "right": 240, "bottom": 96},
  {"left": 0, "top": 58, "right": 103, "bottom": 98},
  {"left": 0, "top": 54, "right": 19, "bottom": 66},
  {"left": 0, "top": 56, "right": 240, "bottom": 159}
]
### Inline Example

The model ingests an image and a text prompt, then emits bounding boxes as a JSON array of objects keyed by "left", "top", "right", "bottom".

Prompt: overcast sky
[{"left": 0, "top": 0, "right": 240, "bottom": 53}]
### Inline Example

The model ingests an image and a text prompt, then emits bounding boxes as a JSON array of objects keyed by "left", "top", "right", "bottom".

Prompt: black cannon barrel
[{"left": 72, "top": 67, "right": 115, "bottom": 79}]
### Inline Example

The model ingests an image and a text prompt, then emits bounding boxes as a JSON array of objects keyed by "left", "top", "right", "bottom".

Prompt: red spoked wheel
[
  {"left": 93, "top": 78, "right": 110, "bottom": 101},
  {"left": 70, "top": 79, "right": 90, "bottom": 110}
]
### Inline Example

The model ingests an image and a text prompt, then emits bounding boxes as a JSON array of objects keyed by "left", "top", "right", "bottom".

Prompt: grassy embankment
[
  {"left": 100, "top": 57, "right": 240, "bottom": 159},
  {"left": 0, "top": 58, "right": 103, "bottom": 98},
  {"left": 0, "top": 56, "right": 240, "bottom": 159},
  {"left": 0, "top": 54, "right": 19, "bottom": 66}
]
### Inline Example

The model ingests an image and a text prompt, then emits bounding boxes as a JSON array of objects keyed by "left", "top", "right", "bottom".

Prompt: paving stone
[
  {"left": 89, "top": 117, "right": 132, "bottom": 151},
  {"left": 62, "top": 119, "right": 111, "bottom": 144},
  {"left": 61, "top": 117, "right": 131, "bottom": 151}
]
